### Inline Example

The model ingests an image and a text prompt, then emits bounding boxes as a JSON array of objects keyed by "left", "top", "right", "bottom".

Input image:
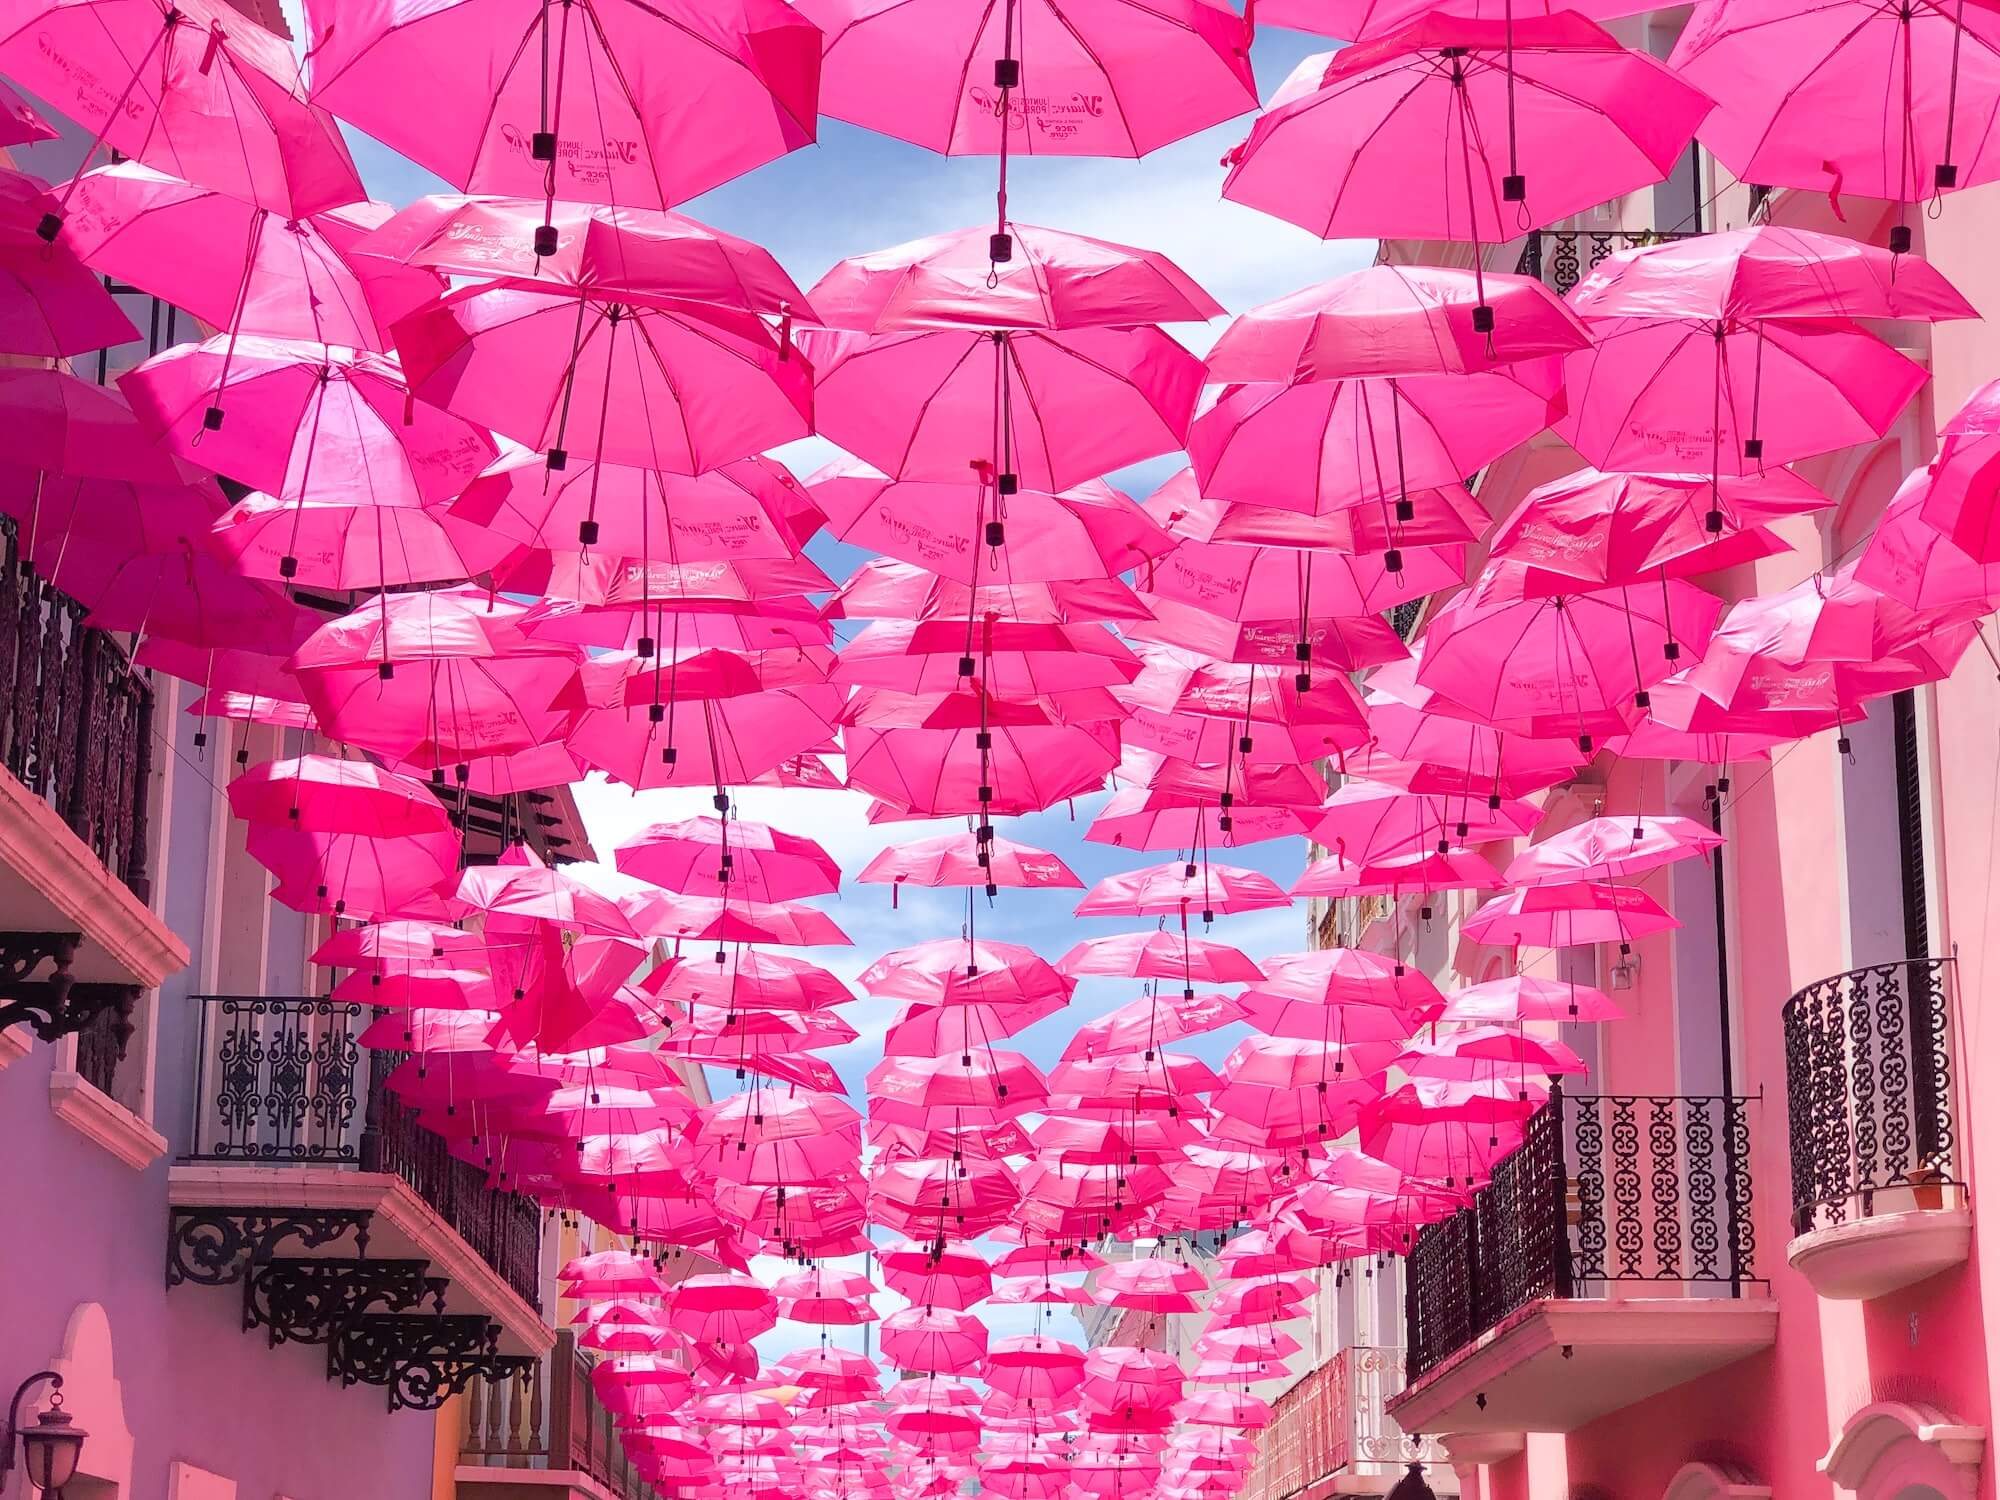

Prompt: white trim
[
  {"left": 1820, "top": 1401, "right": 1985, "bottom": 1498},
  {"left": 1661, "top": 1460, "right": 1770, "bottom": 1500},
  {"left": 0, "top": 766, "right": 187, "bottom": 986},
  {"left": 49, "top": 1069, "right": 168, "bottom": 1169},
  {"left": 168, "top": 1165, "right": 554, "bottom": 1354},
  {"left": 0, "top": 1024, "right": 29, "bottom": 1068}
]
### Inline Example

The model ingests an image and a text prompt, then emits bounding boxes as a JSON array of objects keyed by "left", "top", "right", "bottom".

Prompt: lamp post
[{"left": 3, "top": 1373, "right": 86, "bottom": 1498}]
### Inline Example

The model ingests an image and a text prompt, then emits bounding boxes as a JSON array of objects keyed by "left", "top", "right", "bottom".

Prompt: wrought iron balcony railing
[
  {"left": 0, "top": 511, "right": 155, "bottom": 900},
  {"left": 1783, "top": 958, "right": 1958, "bottom": 1236},
  {"left": 1515, "top": 229, "right": 1698, "bottom": 297},
  {"left": 184, "top": 995, "right": 543, "bottom": 1309},
  {"left": 1238, "top": 1345, "right": 1445, "bottom": 1500},
  {"left": 463, "top": 1330, "right": 661, "bottom": 1500},
  {"left": 1404, "top": 1085, "right": 1759, "bottom": 1382}
]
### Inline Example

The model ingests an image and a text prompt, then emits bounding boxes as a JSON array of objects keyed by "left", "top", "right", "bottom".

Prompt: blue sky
[{"left": 275, "top": 7, "right": 1378, "bottom": 1358}]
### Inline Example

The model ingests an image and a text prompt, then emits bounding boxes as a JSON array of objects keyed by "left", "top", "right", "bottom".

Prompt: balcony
[
  {"left": 167, "top": 995, "right": 551, "bottom": 1408},
  {"left": 460, "top": 1331, "right": 663, "bottom": 1500},
  {"left": 1388, "top": 1087, "right": 1775, "bottom": 1437},
  {"left": 1515, "top": 229, "right": 1697, "bottom": 297},
  {"left": 0, "top": 512, "right": 185, "bottom": 1053},
  {"left": 1783, "top": 958, "right": 1970, "bottom": 1299},
  {"left": 1240, "top": 1347, "right": 1455, "bottom": 1499}
]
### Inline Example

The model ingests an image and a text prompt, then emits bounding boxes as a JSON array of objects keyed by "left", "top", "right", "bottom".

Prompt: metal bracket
[
  {"left": 165, "top": 1208, "right": 373, "bottom": 1288},
  {"left": 0, "top": 932, "right": 139, "bottom": 1044},
  {"left": 330, "top": 1313, "right": 530, "bottom": 1411},
  {"left": 242, "top": 1258, "right": 446, "bottom": 1348}
]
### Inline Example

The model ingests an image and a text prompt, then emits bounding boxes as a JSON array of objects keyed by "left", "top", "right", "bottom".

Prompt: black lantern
[{"left": 5, "top": 1374, "right": 86, "bottom": 1497}]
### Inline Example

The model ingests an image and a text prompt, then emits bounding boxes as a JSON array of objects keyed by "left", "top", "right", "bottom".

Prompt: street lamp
[{"left": 4, "top": 1373, "right": 86, "bottom": 1497}]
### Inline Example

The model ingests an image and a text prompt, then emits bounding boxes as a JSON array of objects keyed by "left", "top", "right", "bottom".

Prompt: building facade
[{"left": 1245, "top": 12, "right": 2000, "bottom": 1500}]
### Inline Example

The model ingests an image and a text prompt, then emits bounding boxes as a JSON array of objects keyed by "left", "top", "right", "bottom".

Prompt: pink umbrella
[
  {"left": 1056, "top": 932, "right": 1264, "bottom": 987},
  {"left": 836, "top": 619, "right": 1143, "bottom": 697},
  {"left": 1248, "top": 948, "right": 1442, "bottom": 1010},
  {"left": 825, "top": 556, "right": 1151, "bottom": 626},
  {"left": 1862, "top": 467, "right": 2000, "bottom": 610},
  {"left": 0, "top": 79, "right": 54, "bottom": 145},
  {"left": 450, "top": 448, "right": 816, "bottom": 558},
  {"left": 858, "top": 833, "right": 1081, "bottom": 899},
  {"left": 796, "top": 0, "right": 1257, "bottom": 174},
  {"left": 1124, "top": 597, "right": 1407, "bottom": 679},
  {"left": 228, "top": 755, "right": 451, "bottom": 838},
  {"left": 1, "top": 0, "right": 364, "bottom": 236},
  {"left": 1489, "top": 467, "right": 1833, "bottom": 593},
  {"left": 396, "top": 283, "right": 812, "bottom": 473},
  {"left": 19, "top": 476, "right": 291, "bottom": 648},
  {"left": 288, "top": 590, "right": 582, "bottom": 769},
  {"left": 1673, "top": 565, "right": 1974, "bottom": 740},
  {"left": 0, "top": 366, "right": 195, "bottom": 486},
  {"left": 358, "top": 196, "right": 806, "bottom": 311},
  {"left": 1398, "top": 1028, "right": 1586, "bottom": 1080},
  {"left": 1061, "top": 993, "right": 1244, "bottom": 1062},
  {"left": 811, "top": 459, "right": 1172, "bottom": 586},
  {"left": 860, "top": 938, "right": 1075, "bottom": 1010},
  {"left": 1074, "top": 862, "right": 1287, "bottom": 918},
  {"left": 845, "top": 693, "right": 1121, "bottom": 818},
  {"left": 60, "top": 162, "right": 442, "bottom": 349},
  {"left": 1221, "top": 15, "right": 1711, "bottom": 249},
  {"left": 1085, "top": 791, "right": 1310, "bottom": 853},
  {"left": 1558, "top": 316, "right": 1929, "bottom": 477},
  {"left": 1570, "top": 225, "right": 1976, "bottom": 324},
  {"left": 1147, "top": 463, "right": 1487, "bottom": 554},
  {"left": 1290, "top": 848, "right": 1505, "bottom": 901},
  {"left": 1671, "top": 0, "right": 2000, "bottom": 246},
  {"left": 1462, "top": 881, "right": 1680, "bottom": 948},
  {"left": 305, "top": 0, "right": 818, "bottom": 247},
  {"left": 867, "top": 1050, "right": 1049, "bottom": 1122},
  {"left": 810, "top": 223, "right": 1222, "bottom": 332},
  {"left": 1439, "top": 974, "right": 1624, "bottom": 1024},
  {"left": 616, "top": 816, "right": 840, "bottom": 901},
  {"left": 0, "top": 216, "right": 136, "bottom": 357},
  {"left": 1505, "top": 815, "right": 1723, "bottom": 886},
  {"left": 210, "top": 489, "right": 513, "bottom": 589},
  {"left": 121, "top": 333, "right": 495, "bottom": 507},
  {"left": 1417, "top": 572, "right": 1725, "bottom": 748},
  {"left": 646, "top": 949, "right": 854, "bottom": 1015},
  {"left": 639, "top": 894, "right": 851, "bottom": 949},
  {"left": 559, "top": 666, "right": 845, "bottom": 792},
  {"left": 1189, "top": 359, "right": 1566, "bottom": 517},
  {"left": 1919, "top": 379, "right": 2000, "bottom": 562},
  {"left": 1143, "top": 536, "right": 1461, "bottom": 623},
  {"left": 457, "top": 846, "right": 645, "bottom": 939},
  {"left": 1206, "top": 264, "right": 1590, "bottom": 383},
  {"left": 249, "top": 823, "right": 460, "bottom": 918},
  {"left": 798, "top": 324, "right": 1202, "bottom": 492},
  {"left": 1309, "top": 778, "right": 1543, "bottom": 860},
  {"left": 878, "top": 1306, "right": 989, "bottom": 1374}
]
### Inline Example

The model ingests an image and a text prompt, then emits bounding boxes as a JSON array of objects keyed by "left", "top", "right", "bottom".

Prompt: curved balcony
[
  {"left": 1783, "top": 958, "right": 1969, "bottom": 1300},
  {"left": 1389, "top": 1087, "right": 1774, "bottom": 1438}
]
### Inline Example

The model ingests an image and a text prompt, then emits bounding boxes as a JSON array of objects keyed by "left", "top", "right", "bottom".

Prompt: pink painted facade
[{"left": 1255, "top": 21, "right": 2000, "bottom": 1500}]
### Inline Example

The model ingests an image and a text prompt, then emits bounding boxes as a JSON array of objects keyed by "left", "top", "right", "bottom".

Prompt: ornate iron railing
[
  {"left": 1783, "top": 958, "right": 1957, "bottom": 1236},
  {"left": 186, "top": 996, "right": 543, "bottom": 1309},
  {"left": 1405, "top": 1086, "right": 1758, "bottom": 1381},
  {"left": 1236, "top": 1346, "right": 1445, "bottom": 1500},
  {"left": 1515, "top": 229, "right": 1698, "bottom": 297},
  {"left": 0, "top": 512, "right": 154, "bottom": 900},
  {"left": 463, "top": 1331, "right": 659, "bottom": 1500}
]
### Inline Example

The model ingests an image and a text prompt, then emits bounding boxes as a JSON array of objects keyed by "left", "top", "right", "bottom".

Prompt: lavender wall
[{"left": 0, "top": 1043, "right": 441, "bottom": 1500}]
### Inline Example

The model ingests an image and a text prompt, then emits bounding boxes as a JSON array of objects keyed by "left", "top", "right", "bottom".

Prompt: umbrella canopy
[
  {"left": 798, "top": 324, "right": 1203, "bottom": 492},
  {"left": 1221, "top": 15, "right": 1712, "bottom": 245},
  {"left": 796, "top": 0, "right": 1257, "bottom": 157},
  {"left": 304, "top": 0, "right": 820, "bottom": 217},
  {"left": 2, "top": 0, "right": 364, "bottom": 228},
  {"left": 396, "top": 283, "right": 813, "bottom": 473}
]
